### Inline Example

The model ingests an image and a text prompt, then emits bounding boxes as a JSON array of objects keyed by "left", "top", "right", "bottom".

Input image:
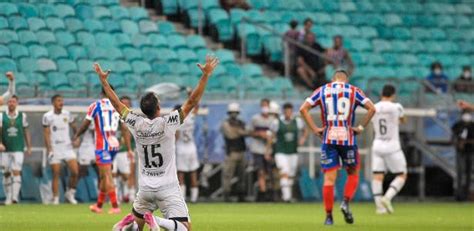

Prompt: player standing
[
  {"left": 371, "top": 85, "right": 407, "bottom": 214},
  {"left": 0, "top": 95, "right": 32, "bottom": 205},
  {"left": 77, "top": 121, "right": 96, "bottom": 171},
  {"left": 73, "top": 86, "right": 129, "bottom": 214},
  {"left": 42, "top": 94, "right": 79, "bottom": 205},
  {"left": 175, "top": 102, "right": 200, "bottom": 203},
  {"left": 109, "top": 56, "right": 218, "bottom": 231},
  {"left": 300, "top": 70, "right": 376, "bottom": 225}
]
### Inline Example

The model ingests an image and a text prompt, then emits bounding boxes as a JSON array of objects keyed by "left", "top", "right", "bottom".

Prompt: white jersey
[
  {"left": 122, "top": 108, "right": 183, "bottom": 191},
  {"left": 371, "top": 101, "right": 404, "bottom": 154},
  {"left": 78, "top": 121, "right": 95, "bottom": 155},
  {"left": 176, "top": 114, "right": 196, "bottom": 149},
  {"left": 42, "top": 110, "right": 74, "bottom": 153}
]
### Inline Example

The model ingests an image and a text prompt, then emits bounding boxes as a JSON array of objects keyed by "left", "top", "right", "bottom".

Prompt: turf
[{"left": 0, "top": 202, "right": 472, "bottom": 230}]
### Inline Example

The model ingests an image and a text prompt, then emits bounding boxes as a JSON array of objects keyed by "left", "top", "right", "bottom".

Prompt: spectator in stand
[
  {"left": 220, "top": 0, "right": 250, "bottom": 11},
  {"left": 453, "top": 66, "right": 473, "bottom": 93},
  {"left": 298, "top": 18, "right": 313, "bottom": 41},
  {"left": 296, "top": 32, "right": 326, "bottom": 90},
  {"left": 284, "top": 20, "right": 300, "bottom": 75},
  {"left": 426, "top": 62, "right": 449, "bottom": 93},
  {"left": 326, "top": 35, "right": 355, "bottom": 76}
]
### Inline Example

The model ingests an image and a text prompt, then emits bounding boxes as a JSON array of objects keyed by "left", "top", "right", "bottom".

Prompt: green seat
[
  {"left": 332, "top": 13, "right": 350, "bottom": 24},
  {"left": 28, "top": 17, "right": 47, "bottom": 32},
  {"left": 391, "top": 40, "right": 409, "bottom": 53},
  {"left": 401, "top": 14, "right": 417, "bottom": 27},
  {"left": 417, "top": 54, "right": 435, "bottom": 67},
  {"left": 351, "top": 52, "right": 368, "bottom": 65},
  {"left": 38, "top": 3, "right": 57, "bottom": 17},
  {"left": 101, "top": 18, "right": 121, "bottom": 33},
  {"left": 396, "top": 67, "right": 414, "bottom": 78},
  {"left": 95, "top": 59, "right": 115, "bottom": 70},
  {"left": 167, "top": 34, "right": 187, "bottom": 50},
  {"left": 113, "top": 60, "right": 132, "bottom": 74},
  {"left": 366, "top": 14, "right": 384, "bottom": 26},
  {"left": 9, "top": 44, "right": 29, "bottom": 59},
  {"left": 359, "top": 26, "right": 378, "bottom": 39},
  {"left": 185, "top": 9, "right": 201, "bottom": 28},
  {"left": 242, "top": 64, "right": 262, "bottom": 78},
  {"left": 382, "top": 53, "right": 398, "bottom": 66},
  {"left": 45, "top": 17, "right": 66, "bottom": 31},
  {"left": 261, "top": 11, "right": 280, "bottom": 24},
  {"left": 237, "top": 23, "right": 261, "bottom": 56},
  {"left": 455, "top": 4, "right": 473, "bottom": 14},
  {"left": 55, "top": 31, "right": 76, "bottom": 47},
  {"left": 400, "top": 54, "right": 419, "bottom": 66},
  {"left": 366, "top": 53, "right": 385, "bottom": 65},
  {"left": 54, "top": 4, "right": 75, "bottom": 18},
  {"left": 47, "top": 45, "right": 68, "bottom": 60},
  {"left": 141, "top": 47, "right": 161, "bottom": 62},
  {"left": 67, "top": 45, "right": 87, "bottom": 61},
  {"left": 76, "top": 31, "right": 96, "bottom": 47},
  {"left": 157, "top": 21, "right": 176, "bottom": 34},
  {"left": 187, "top": 63, "right": 201, "bottom": 77},
  {"left": 83, "top": 19, "right": 104, "bottom": 32},
  {"left": 108, "top": 47, "right": 124, "bottom": 60},
  {"left": 372, "top": 39, "right": 392, "bottom": 52},
  {"left": 122, "top": 47, "right": 142, "bottom": 62},
  {"left": 416, "top": 15, "right": 436, "bottom": 28},
  {"left": 148, "top": 34, "right": 167, "bottom": 48},
  {"left": 36, "top": 31, "right": 56, "bottom": 45},
  {"left": 18, "top": 31, "right": 38, "bottom": 45},
  {"left": 169, "top": 62, "right": 190, "bottom": 76},
  {"left": 196, "top": 48, "right": 210, "bottom": 61},
  {"left": 436, "top": 55, "right": 454, "bottom": 67},
  {"left": 19, "top": 58, "right": 38, "bottom": 73},
  {"left": 177, "top": 49, "right": 198, "bottom": 64},
  {"left": 341, "top": 25, "right": 360, "bottom": 38},
  {"left": 0, "top": 3, "right": 18, "bottom": 17},
  {"left": 8, "top": 16, "right": 29, "bottom": 31},
  {"left": 262, "top": 35, "right": 282, "bottom": 62},
  {"left": 407, "top": 40, "right": 426, "bottom": 53},
  {"left": 246, "top": 10, "right": 265, "bottom": 24},
  {"left": 425, "top": 41, "right": 443, "bottom": 53},
  {"left": 48, "top": 72, "right": 71, "bottom": 90},
  {"left": 18, "top": 3, "right": 39, "bottom": 18},
  {"left": 67, "top": 72, "right": 88, "bottom": 88},
  {"left": 151, "top": 61, "right": 171, "bottom": 75},
  {"left": 212, "top": 64, "right": 227, "bottom": 77},
  {"left": 28, "top": 45, "right": 48, "bottom": 58},
  {"left": 224, "top": 63, "right": 242, "bottom": 78},
  {"left": 0, "top": 30, "right": 18, "bottom": 44},
  {"left": 230, "top": 8, "right": 247, "bottom": 26},
  {"left": 186, "top": 35, "right": 206, "bottom": 51},
  {"left": 215, "top": 49, "right": 235, "bottom": 65},
  {"left": 0, "top": 58, "right": 17, "bottom": 73},
  {"left": 110, "top": 6, "right": 130, "bottom": 20},
  {"left": 57, "top": 59, "right": 78, "bottom": 74},
  {"left": 156, "top": 48, "right": 178, "bottom": 62},
  {"left": 0, "top": 45, "right": 10, "bottom": 58},
  {"left": 454, "top": 15, "right": 471, "bottom": 28},
  {"left": 93, "top": 6, "right": 112, "bottom": 19},
  {"left": 121, "top": 19, "right": 139, "bottom": 35},
  {"left": 114, "top": 33, "right": 133, "bottom": 48},
  {"left": 87, "top": 46, "right": 108, "bottom": 60},
  {"left": 128, "top": 7, "right": 148, "bottom": 22},
  {"left": 161, "top": 0, "right": 179, "bottom": 15},
  {"left": 0, "top": 17, "right": 8, "bottom": 30},
  {"left": 75, "top": 4, "right": 93, "bottom": 19},
  {"left": 14, "top": 73, "right": 31, "bottom": 88},
  {"left": 131, "top": 61, "right": 152, "bottom": 75},
  {"left": 202, "top": 0, "right": 220, "bottom": 12},
  {"left": 350, "top": 38, "right": 371, "bottom": 51},
  {"left": 384, "top": 14, "right": 402, "bottom": 26},
  {"left": 313, "top": 12, "right": 331, "bottom": 25},
  {"left": 95, "top": 32, "right": 116, "bottom": 48},
  {"left": 430, "top": 28, "right": 446, "bottom": 40},
  {"left": 64, "top": 18, "right": 84, "bottom": 32},
  {"left": 132, "top": 34, "right": 151, "bottom": 48},
  {"left": 392, "top": 27, "right": 411, "bottom": 40},
  {"left": 77, "top": 59, "right": 94, "bottom": 73},
  {"left": 436, "top": 15, "right": 454, "bottom": 28},
  {"left": 139, "top": 20, "right": 158, "bottom": 34}
]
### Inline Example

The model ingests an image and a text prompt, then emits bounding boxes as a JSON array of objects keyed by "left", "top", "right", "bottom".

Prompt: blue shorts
[
  {"left": 321, "top": 144, "right": 359, "bottom": 172},
  {"left": 95, "top": 150, "right": 118, "bottom": 165}
]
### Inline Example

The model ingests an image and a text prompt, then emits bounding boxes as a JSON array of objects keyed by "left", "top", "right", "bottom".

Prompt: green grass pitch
[{"left": 0, "top": 202, "right": 472, "bottom": 230}]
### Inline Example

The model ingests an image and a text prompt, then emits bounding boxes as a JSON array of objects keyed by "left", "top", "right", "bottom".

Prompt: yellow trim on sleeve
[{"left": 121, "top": 107, "right": 130, "bottom": 118}]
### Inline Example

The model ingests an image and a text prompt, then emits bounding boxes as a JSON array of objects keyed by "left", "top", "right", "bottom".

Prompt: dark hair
[
  {"left": 431, "top": 62, "right": 442, "bottom": 71},
  {"left": 382, "top": 84, "right": 396, "bottom": 97},
  {"left": 173, "top": 104, "right": 182, "bottom": 110},
  {"left": 261, "top": 98, "right": 270, "bottom": 105},
  {"left": 462, "top": 65, "right": 471, "bottom": 71},
  {"left": 101, "top": 84, "right": 115, "bottom": 96},
  {"left": 289, "top": 20, "right": 298, "bottom": 29},
  {"left": 51, "top": 94, "right": 62, "bottom": 103},
  {"left": 334, "top": 69, "right": 349, "bottom": 77},
  {"left": 140, "top": 92, "right": 160, "bottom": 119},
  {"left": 334, "top": 35, "right": 343, "bottom": 40},
  {"left": 120, "top": 95, "right": 131, "bottom": 101},
  {"left": 304, "top": 18, "right": 313, "bottom": 25},
  {"left": 283, "top": 103, "right": 293, "bottom": 109},
  {"left": 10, "top": 95, "right": 18, "bottom": 100}
]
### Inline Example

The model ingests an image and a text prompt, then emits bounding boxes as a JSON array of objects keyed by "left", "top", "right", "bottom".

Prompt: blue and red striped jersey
[
  {"left": 85, "top": 98, "right": 121, "bottom": 152},
  {"left": 306, "top": 82, "right": 371, "bottom": 146}
]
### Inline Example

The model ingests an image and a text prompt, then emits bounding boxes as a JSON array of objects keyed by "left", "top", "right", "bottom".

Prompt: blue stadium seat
[
  {"left": 45, "top": 17, "right": 66, "bottom": 31},
  {"left": 18, "top": 31, "right": 38, "bottom": 45},
  {"left": 76, "top": 31, "right": 96, "bottom": 46},
  {"left": 101, "top": 18, "right": 121, "bottom": 33},
  {"left": 110, "top": 6, "right": 130, "bottom": 20},
  {"left": 148, "top": 34, "right": 168, "bottom": 48},
  {"left": 157, "top": 21, "right": 176, "bottom": 34},
  {"left": 67, "top": 45, "right": 87, "bottom": 61},
  {"left": 48, "top": 45, "right": 69, "bottom": 60},
  {"left": 131, "top": 60, "right": 152, "bottom": 75},
  {"left": 28, "top": 45, "right": 48, "bottom": 59},
  {"left": 0, "top": 45, "right": 10, "bottom": 58},
  {"left": 0, "top": 58, "right": 17, "bottom": 73},
  {"left": 113, "top": 60, "right": 133, "bottom": 74},
  {"left": 0, "top": 3, "right": 18, "bottom": 17},
  {"left": 167, "top": 34, "right": 187, "bottom": 50},
  {"left": 64, "top": 18, "right": 84, "bottom": 32},
  {"left": 121, "top": 19, "right": 139, "bottom": 35},
  {"left": 55, "top": 31, "right": 76, "bottom": 47},
  {"left": 0, "top": 30, "right": 18, "bottom": 44},
  {"left": 77, "top": 59, "right": 94, "bottom": 74},
  {"left": 9, "top": 44, "right": 29, "bottom": 59},
  {"left": 87, "top": 46, "right": 108, "bottom": 60},
  {"left": 18, "top": 3, "right": 39, "bottom": 18},
  {"left": 122, "top": 47, "right": 142, "bottom": 62},
  {"left": 19, "top": 58, "right": 38, "bottom": 73},
  {"left": 93, "top": 6, "right": 112, "bottom": 19},
  {"left": 75, "top": 4, "right": 93, "bottom": 20},
  {"left": 8, "top": 16, "right": 29, "bottom": 31},
  {"left": 161, "top": 0, "right": 178, "bottom": 16},
  {"left": 132, "top": 34, "right": 152, "bottom": 48},
  {"left": 95, "top": 32, "right": 116, "bottom": 48},
  {"left": 54, "top": 4, "right": 75, "bottom": 18},
  {"left": 114, "top": 33, "right": 133, "bottom": 48},
  {"left": 155, "top": 48, "right": 178, "bottom": 62},
  {"left": 242, "top": 63, "right": 263, "bottom": 78},
  {"left": 38, "top": 3, "right": 57, "bottom": 18},
  {"left": 57, "top": 59, "right": 78, "bottom": 74},
  {"left": 139, "top": 20, "right": 158, "bottom": 34},
  {"left": 128, "top": 7, "right": 148, "bottom": 22},
  {"left": 177, "top": 49, "right": 198, "bottom": 64},
  {"left": 83, "top": 19, "right": 104, "bottom": 32},
  {"left": 0, "top": 17, "right": 8, "bottom": 30}
]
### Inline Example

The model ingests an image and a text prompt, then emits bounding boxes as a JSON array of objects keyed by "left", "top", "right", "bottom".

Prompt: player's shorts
[
  {"left": 0, "top": 152, "right": 24, "bottom": 172},
  {"left": 95, "top": 150, "right": 117, "bottom": 165},
  {"left": 176, "top": 145, "right": 199, "bottom": 172},
  {"left": 321, "top": 144, "right": 359, "bottom": 172},
  {"left": 112, "top": 152, "right": 131, "bottom": 174},
  {"left": 49, "top": 149, "right": 76, "bottom": 165},
  {"left": 78, "top": 146, "right": 96, "bottom": 165},
  {"left": 275, "top": 153, "right": 298, "bottom": 177},
  {"left": 372, "top": 149, "right": 407, "bottom": 174},
  {"left": 253, "top": 153, "right": 273, "bottom": 172},
  {"left": 133, "top": 183, "right": 190, "bottom": 222}
]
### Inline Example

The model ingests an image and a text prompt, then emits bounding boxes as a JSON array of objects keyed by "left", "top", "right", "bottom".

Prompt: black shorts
[{"left": 253, "top": 153, "right": 272, "bottom": 172}]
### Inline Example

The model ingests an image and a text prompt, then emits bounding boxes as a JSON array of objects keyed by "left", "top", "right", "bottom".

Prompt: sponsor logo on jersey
[
  {"left": 168, "top": 115, "right": 178, "bottom": 124},
  {"left": 126, "top": 118, "right": 136, "bottom": 127},
  {"left": 137, "top": 130, "right": 164, "bottom": 138}
]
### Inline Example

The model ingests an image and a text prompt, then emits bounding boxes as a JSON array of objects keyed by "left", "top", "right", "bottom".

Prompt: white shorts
[
  {"left": 49, "top": 149, "right": 76, "bottom": 165},
  {"left": 275, "top": 153, "right": 299, "bottom": 177},
  {"left": 372, "top": 150, "right": 407, "bottom": 174},
  {"left": 133, "top": 183, "right": 190, "bottom": 221},
  {"left": 0, "top": 152, "right": 24, "bottom": 172},
  {"left": 176, "top": 145, "right": 199, "bottom": 172},
  {"left": 78, "top": 145, "right": 95, "bottom": 165},
  {"left": 112, "top": 152, "right": 131, "bottom": 175}
]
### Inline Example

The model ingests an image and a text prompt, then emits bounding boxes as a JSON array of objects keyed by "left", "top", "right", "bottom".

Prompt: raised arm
[
  {"left": 181, "top": 55, "right": 219, "bottom": 120},
  {"left": 0, "top": 72, "right": 16, "bottom": 105},
  {"left": 299, "top": 101, "right": 324, "bottom": 137},
  {"left": 94, "top": 63, "right": 128, "bottom": 116}
]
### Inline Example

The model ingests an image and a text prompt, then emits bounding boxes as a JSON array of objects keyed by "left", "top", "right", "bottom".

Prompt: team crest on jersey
[{"left": 63, "top": 117, "right": 68, "bottom": 123}]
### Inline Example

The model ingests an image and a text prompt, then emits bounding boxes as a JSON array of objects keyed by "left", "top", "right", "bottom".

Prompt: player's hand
[
  {"left": 93, "top": 63, "right": 111, "bottom": 82},
  {"left": 25, "top": 147, "right": 32, "bottom": 156},
  {"left": 313, "top": 127, "right": 325, "bottom": 138},
  {"left": 0, "top": 143, "right": 5, "bottom": 152},
  {"left": 352, "top": 126, "right": 363, "bottom": 134},
  {"left": 197, "top": 55, "right": 219, "bottom": 77},
  {"left": 127, "top": 150, "right": 135, "bottom": 163},
  {"left": 264, "top": 154, "right": 272, "bottom": 162},
  {"left": 72, "top": 137, "right": 81, "bottom": 148},
  {"left": 298, "top": 137, "right": 305, "bottom": 146},
  {"left": 5, "top": 71, "right": 14, "bottom": 81},
  {"left": 457, "top": 100, "right": 472, "bottom": 110}
]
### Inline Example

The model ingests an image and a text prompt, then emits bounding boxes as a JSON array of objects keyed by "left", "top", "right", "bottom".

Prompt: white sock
[
  {"left": 155, "top": 216, "right": 188, "bottom": 231},
  {"left": 115, "top": 177, "right": 123, "bottom": 199},
  {"left": 385, "top": 176, "right": 406, "bottom": 201},
  {"left": 12, "top": 176, "right": 21, "bottom": 202},
  {"left": 190, "top": 187, "right": 199, "bottom": 203},
  {"left": 288, "top": 178, "right": 294, "bottom": 200},
  {"left": 371, "top": 180, "right": 384, "bottom": 209},
  {"left": 67, "top": 188, "right": 76, "bottom": 195},
  {"left": 3, "top": 176, "right": 11, "bottom": 201},
  {"left": 280, "top": 178, "right": 290, "bottom": 201},
  {"left": 180, "top": 185, "right": 186, "bottom": 200}
]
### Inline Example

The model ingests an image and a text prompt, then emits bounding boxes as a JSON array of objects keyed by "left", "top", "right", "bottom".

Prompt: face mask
[
  {"left": 463, "top": 71, "right": 471, "bottom": 79},
  {"left": 261, "top": 106, "right": 269, "bottom": 114},
  {"left": 434, "top": 68, "right": 442, "bottom": 75},
  {"left": 462, "top": 113, "right": 472, "bottom": 122}
]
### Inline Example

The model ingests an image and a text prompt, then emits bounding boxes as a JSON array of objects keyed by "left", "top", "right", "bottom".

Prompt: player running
[
  {"left": 0, "top": 95, "right": 32, "bottom": 205},
  {"left": 299, "top": 70, "right": 376, "bottom": 225},
  {"left": 73, "top": 86, "right": 130, "bottom": 214},
  {"left": 175, "top": 101, "right": 200, "bottom": 203},
  {"left": 42, "top": 94, "right": 79, "bottom": 205},
  {"left": 108, "top": 56, "right": 218, "bottom": 231},
  {"left": 371, "top": 85, "right": 407, "bottom": 214}
]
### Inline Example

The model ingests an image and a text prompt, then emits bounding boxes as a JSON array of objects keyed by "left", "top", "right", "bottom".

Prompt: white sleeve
[
  {"left": 397, "top": 103, "right": 404, "bottom": 118},
  {"left": 68, "top": 112, "right": 75, "bottom": 123},
  {"left": 296, "top": 117, "right": 304, "bottom": 130},
  {"left": 0, "top": 113, "right": 3, "bottom": 127},
  {"left": 42, "top": 113, "right": 49, "bottom": 126},
  {"left": 122, "top": 109, "right": 142, "bottom": 133},
  {"left": 164, "top": 109, "right": 183, "bottom": 133},
  {"left": 270, "top": 119, "right": 279, "bottom": 133},
  {"left": 22, "top": 113, "right": 29, "bottom": 127}
]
